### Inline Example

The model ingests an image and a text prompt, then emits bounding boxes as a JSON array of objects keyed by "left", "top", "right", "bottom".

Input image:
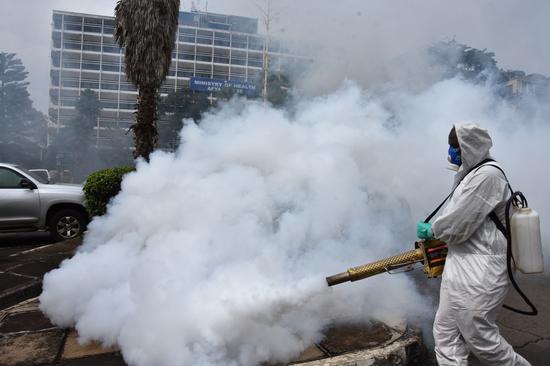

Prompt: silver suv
[{"left": 0, "top": 163, "right": 88, "bottom": 241}]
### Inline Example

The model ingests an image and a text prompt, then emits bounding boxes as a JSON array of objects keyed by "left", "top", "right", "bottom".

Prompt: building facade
[{"left": 49, "top": 9, "right": 297, "bottom": 146}]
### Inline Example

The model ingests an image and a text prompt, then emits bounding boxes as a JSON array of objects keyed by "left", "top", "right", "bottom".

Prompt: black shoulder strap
[
  {"left": 424, "top": 158, "right": 496, "bottom": 223},
  {"left": 475, "top": 163, "right": 514, "bottom": 237},
  {"left": 474, "top": 163, "right": 514, "bottom": 195},
  {"left": 424, "top": 192, "right": 452, "bottom": 223}
]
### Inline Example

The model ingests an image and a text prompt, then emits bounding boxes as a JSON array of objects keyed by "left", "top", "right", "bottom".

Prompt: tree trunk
[{"left": 133, "top": 85, "right": 159, "bottom": 161}]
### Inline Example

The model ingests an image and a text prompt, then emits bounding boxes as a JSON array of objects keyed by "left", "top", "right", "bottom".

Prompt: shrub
[{"left": 83, "top": 166, "right": 135, "bottom": 217}]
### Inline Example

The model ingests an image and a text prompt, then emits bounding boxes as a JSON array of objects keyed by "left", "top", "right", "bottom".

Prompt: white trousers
[{"left": 433, "top": 282, "right": 531, "bottom": 366}]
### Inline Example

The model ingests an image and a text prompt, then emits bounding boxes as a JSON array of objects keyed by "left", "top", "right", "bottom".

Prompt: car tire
[{"left": 49, "top": 209, "right": 87, "bottom": 242}]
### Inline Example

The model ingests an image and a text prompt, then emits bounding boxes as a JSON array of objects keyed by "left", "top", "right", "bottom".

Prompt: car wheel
[{"left": 49, "top": 209, "right": 87, "bottom": 242}]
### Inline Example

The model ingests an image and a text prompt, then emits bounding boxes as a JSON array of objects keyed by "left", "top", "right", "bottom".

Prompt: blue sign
[{"left": 190, "top": 77, "right": 259, "bottom": 97}]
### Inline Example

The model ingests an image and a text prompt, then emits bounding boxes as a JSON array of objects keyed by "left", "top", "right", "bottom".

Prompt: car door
[{"left": 0, "top": 167, "right": 41, "bottom": 229}]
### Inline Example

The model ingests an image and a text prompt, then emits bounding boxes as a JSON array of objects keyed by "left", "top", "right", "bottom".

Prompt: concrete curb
[{"left": 295, "top": 332, "right": 422, "bottom": 366}]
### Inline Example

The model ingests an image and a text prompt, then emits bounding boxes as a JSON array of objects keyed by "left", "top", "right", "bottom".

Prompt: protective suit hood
[{"left": 453, "top": 122, "right": 493, "bottom": 187}]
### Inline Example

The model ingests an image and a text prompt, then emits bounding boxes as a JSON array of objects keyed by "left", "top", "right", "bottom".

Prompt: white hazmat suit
[{"left": 431, "top": 123, "right": 530, "bottom": 366}]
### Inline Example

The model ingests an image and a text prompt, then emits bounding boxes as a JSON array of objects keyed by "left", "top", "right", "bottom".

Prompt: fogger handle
[{"left": 326, "top": 248, "right": 423, "bottom": 286}]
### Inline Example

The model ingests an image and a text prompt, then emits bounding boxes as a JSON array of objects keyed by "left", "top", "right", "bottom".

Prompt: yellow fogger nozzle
[{"left": 326, "top": 248, "right": 424, "bottom": 286}]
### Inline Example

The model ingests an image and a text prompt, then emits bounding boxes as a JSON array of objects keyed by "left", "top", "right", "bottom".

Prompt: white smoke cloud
[{"left": 39, "top": 78, "right": 550, "bottom": 365}]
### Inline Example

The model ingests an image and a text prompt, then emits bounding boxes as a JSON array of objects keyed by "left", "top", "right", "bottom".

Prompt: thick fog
[{"left": 40, "top": 77, "right": 550, "bottom": 365}]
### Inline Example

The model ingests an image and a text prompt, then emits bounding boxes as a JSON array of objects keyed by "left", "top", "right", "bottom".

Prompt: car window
[{"left": 0, "top": 167, "right": 25, "bottom": 189}]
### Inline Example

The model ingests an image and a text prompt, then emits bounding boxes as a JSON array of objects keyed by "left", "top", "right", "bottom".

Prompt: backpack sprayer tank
[{"left": 511, "top": 207, "right": 544, "bottom": 274}]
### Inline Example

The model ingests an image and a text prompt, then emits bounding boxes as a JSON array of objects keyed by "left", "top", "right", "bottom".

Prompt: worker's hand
[{"left": 417, "top": 221, "right": 434, "bottom": 239}]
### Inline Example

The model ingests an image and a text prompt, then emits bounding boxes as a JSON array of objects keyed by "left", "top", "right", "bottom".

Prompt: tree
[
  {"left": 0, "top": 53, "right": 30, "bottom": 143},
  {"left": 429, "top": 40, "right": 500, "bottom": 83},
  {"left": 0, "top": 52, "right": 47, "bottom": 166},
  {"left": 115, "top": 0, "right": 180, "bottom": 162},
  {"left": 96, "top": 127, "right": 134, "bottom": 168},
  {"left": 67, "top": 89, "right": 101, "bottom": 179},
  {"left": 215, "top": 86, "right": 237, "bottom": 102},
  {"left": 256, "top": 0, "right": 278, "bottom": 101},
  {"left": 67, "top": 89, "right": 101, "bottom": 148},
  {"left": 267, "top": 73, "right": 290, "bottom": 108},
  {"left": 48, "top": 89, "right": 101, "bottom": 181},
  {"left": 158, "top": 88, "right": 211, "bottom": 149}
]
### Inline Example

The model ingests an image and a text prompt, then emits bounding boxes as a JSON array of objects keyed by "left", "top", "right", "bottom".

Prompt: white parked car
[
  {"left": 28, "top": 169, "right": 53, "bottom": 184},
  {"left": 0, "top": 163, "right": 88, "bottom": 241}
]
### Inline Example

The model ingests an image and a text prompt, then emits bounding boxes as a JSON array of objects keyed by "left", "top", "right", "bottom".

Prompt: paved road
[
  {"left": 0, "top": 232, "right": 56, "bottom": 249},
  {"left": 0, "top": 233, "right": 74, "bottom": 310},
  {"left": 1, "top": 233, "right": 548, "bottom": 365},
  {"left": 461, "top": 273, "right": 550, "bottom": 366}
]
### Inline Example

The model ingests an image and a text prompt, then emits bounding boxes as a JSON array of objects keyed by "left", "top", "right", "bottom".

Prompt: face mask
[{"left": 448, "top": 145, "right": 461, "bottom": 166}]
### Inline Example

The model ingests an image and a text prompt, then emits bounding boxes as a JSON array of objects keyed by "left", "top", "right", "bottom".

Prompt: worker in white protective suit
[{"left": 416, "top": 123, "right": 530, "bottom": 365}]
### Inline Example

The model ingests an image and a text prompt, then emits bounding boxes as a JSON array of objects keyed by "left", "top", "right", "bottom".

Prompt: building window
[
  {"left": 51, "top": 70, "right": 60, "bottom": 86},
  {"left": 231, "top": 35, "right": 247, "bottom": 49},
  {"left": 83, "top": 42, "right": 101, "bottom": 52},
  {"left": 214, "top": 32, "right": 230, "bottom": 47},
  {"left": 119, "top": 101, "right": 135, "bottom": 110},
  {"left": 178, "top": 51, "right": 195, "bottom": 61},
  {"left": 101, "top": 82, "right": 119, "bottom": 90},
  {"left": 53, "top": 14, "right": 63, "bottom": 30},
  {"left": 52, "top": 32, "right": 62, "bottom": 49},
  {"left": 179, "top": 69, "right": 194, "bottom": 77},
  {"left": 62, "top": 79, "right": 80, "bottom": 88},
  {"left": 81, "top": 80, "right": 100, "bottom": 89},
  {"left": 51, "top": 51, "right": 61, "bottom": 67},
  {"left": 197, "top": 30, "right": 213, "bottom": 45},
  {"left": 84, "top": 25, "right": 102, "bottom": 33},
  {"left": 120, "top": 83, "right": 137, "bottom": 92},
  {"left": 102, "top": 62, "right": 120, "bottom": 72},
  {"left": 249, "top": 37, "right": 264, "bottom": 51},
  {"left": 196, "top": 51, "right": 212, "bottom": 63},
  {"left": 61, "top": 97, "right": 77, "bottom": 107},
  {"left": 214, "top": 56, "right": 229, "bottom": 64},
  {"left": 82, "top": 61, "right": 100, "bottom": 71},
  {"left": 64, "top": 22, "right": 82, "bottom": 32},
  {"left": 63, "top": 41, "right": 82, "bottom": 51},
  {"left": 102, "top": 44, "right": 120, "bottom": 54},
  {"left": 179, "top": 27, "right": 196, "bottom": 43},
  {"left": 103, "top": 19, "right": 115, "bottom": 35},
  {"left": 63, "top": 60, "right": 81, "bottom": 70},
  {"left": 212, "top": 73, "right": 228, "bottom": 80},
  {"left": 231, "top": 54, "right": 247, "bottom": 66}
]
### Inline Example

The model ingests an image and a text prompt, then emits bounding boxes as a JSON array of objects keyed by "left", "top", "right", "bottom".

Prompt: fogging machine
[{"left": 326, "top": 239, "right": 448, "bottom": 286}]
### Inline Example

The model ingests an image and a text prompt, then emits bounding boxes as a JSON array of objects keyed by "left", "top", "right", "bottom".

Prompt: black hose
[{"left": 502, "top": 191, "right": 538, "bottom": 316}]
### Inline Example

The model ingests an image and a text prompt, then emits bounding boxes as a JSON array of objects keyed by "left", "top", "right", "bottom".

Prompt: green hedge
[{"left": 83, "top": 166, "right": 135, "bottom": 217}]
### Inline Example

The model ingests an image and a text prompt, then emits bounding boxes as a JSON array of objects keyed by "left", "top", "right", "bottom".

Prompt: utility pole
[{"left": 257, "top": 0, "right": 275, "bottom": 101}]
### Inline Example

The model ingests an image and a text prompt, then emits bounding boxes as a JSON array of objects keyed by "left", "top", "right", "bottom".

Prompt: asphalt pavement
[
  {"left": 1, "top": 233, "right": 549, "bottom": 365},
  {"left": 495, "top": 273, "right": 550, "bottom": 365}
]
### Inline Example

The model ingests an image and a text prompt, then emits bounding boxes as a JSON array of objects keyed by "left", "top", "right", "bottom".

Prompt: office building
[{"left": 49, "top": 9, "right": 299, "bottom": 146}]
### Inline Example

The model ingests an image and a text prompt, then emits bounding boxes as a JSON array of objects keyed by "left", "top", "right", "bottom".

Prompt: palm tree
[{"left": 114, "top": 0, "right": 180, "bottom": 161}]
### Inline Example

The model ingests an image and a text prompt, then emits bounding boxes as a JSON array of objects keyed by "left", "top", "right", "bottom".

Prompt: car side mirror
[{"left": 20, "top": 178, "right": 36, "bottom": 190}]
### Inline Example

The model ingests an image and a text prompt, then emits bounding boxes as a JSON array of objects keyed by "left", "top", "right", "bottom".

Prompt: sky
[{"left": 1, "top": 0, "right": 550, "bottom": 113}]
